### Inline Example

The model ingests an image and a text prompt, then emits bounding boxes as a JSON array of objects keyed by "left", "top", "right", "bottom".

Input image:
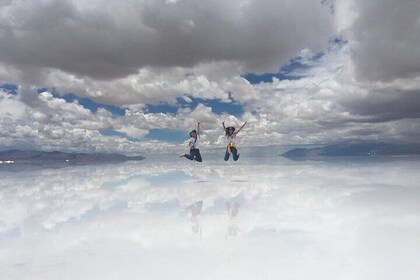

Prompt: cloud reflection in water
[{"left": 1, "top": 157, "right": 420, "bottom": 279}]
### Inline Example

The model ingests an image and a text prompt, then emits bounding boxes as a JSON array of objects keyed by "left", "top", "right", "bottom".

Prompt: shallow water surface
[{"left": 1, "top": 157, "right": 420, "bottom": 280}]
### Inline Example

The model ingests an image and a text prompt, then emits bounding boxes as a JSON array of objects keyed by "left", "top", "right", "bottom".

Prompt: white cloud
[
  {"left": 0, "top": 91, "right": 26, "bottom": 119},
  {"left": 117, "top": 125, "right": 148, "bottom": 140},
  {"left": 0, "top": 87, "right": 180, "bottom": 154}
]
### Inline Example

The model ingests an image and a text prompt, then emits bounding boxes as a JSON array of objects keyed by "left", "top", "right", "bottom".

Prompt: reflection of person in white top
[
  {"left": 225, "top": 202, "right": 241, "bottom": 238},
  {"left": 222, "top": 121, "right": 246, "bottom": 161},
  {"left": 186, "top": 200, "right": 203, "bottom": 239},
  {"left": 180, "top": 122, "right": 203, "bottom": 162}
]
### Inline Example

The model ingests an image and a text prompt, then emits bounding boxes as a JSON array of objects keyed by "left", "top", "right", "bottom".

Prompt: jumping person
[
  {"left": 222, "top": 121, "right": 246, "bottom": 161},
  {"left": 180, "top": 122, "right": 202, "bottom": 162}
]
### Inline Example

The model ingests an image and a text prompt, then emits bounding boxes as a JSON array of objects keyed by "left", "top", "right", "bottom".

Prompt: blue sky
[
  {"left": 0, "top": 84, "right": 18, "bottom": 95},
  {"left": 243, "top": 52, "right": 324, "bottom": 84}
]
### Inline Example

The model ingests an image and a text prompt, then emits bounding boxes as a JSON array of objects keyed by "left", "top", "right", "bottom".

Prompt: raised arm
[
  {"left": 197, "top": 122, "right": 200, "bottom": 136},
  {"left": 222, "top": 121, "right": 226, "bottom": 131},
  {"left": 235, "top": 122, "right": 247, "bottom": 135}
]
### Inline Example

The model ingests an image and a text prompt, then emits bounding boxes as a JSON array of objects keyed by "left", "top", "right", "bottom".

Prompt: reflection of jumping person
[
  {"left": 226, "top": 202, "right": 241, "bottom": 237},
  {"left": 180, "top": 122, "right": 202, "bottom": 162},
  {"left": 186, "top": 201, "right": 203, "bottom": 239},
  {"left": 222, "top": 121, "right": 246, "bottom": 161}
]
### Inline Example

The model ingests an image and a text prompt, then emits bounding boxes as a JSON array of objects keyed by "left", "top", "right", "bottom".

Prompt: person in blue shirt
[{"left": 222, "top": 121, "right": 246, "bottom": 161}]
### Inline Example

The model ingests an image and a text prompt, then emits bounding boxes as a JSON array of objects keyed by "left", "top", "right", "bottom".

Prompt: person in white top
[
  {"left": 222, "top": 121, "right": 246, "bottom": 161},
  {"left": 180, "top": 122, "right": 203, "bottom": 162}
]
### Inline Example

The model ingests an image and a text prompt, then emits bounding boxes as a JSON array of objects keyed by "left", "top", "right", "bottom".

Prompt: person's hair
[
  {"left": 189, "top": 130, "right": 197, "bottom": 137},
  {"left": 225, "top": 127, "right": 235, "bottom": 136}
]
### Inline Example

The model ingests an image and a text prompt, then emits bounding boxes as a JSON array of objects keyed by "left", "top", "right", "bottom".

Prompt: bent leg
[
  {"left": 194, "top": 149, "right": 202, "bottom": 162},
  {"left": 184, "top": 150, "right": 194, "bottom": 160}
]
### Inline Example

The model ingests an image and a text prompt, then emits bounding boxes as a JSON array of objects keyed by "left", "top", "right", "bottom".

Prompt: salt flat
[{"left": 1, "top": 156, "right": 419, "bottom": 280}]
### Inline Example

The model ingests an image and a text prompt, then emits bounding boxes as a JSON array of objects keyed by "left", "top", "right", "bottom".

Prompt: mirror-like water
[{"left": 1, "top": 157, "right": 419, "bottom": 280}]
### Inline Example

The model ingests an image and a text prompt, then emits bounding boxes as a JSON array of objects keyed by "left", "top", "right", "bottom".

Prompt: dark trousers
[
  {"left": 185, "top": 148, "right": 202, "bottom": 162},
  {"left": 224, "top": 146, "right": 239, "bottom": 161}
]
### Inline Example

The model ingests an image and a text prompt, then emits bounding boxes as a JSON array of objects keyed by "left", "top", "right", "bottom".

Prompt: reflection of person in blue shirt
[
  {"left": 186, "top": 200, "right": 203, "bottom": 239},
  {"left": 226, "top": 202, "right": 241, "bottom": 237}
]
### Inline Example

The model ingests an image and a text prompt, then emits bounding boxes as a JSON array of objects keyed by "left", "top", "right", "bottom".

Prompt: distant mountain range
[
  {"left": 281, "top": 143, "right": 420, "bottom": 158},
  {"left": 0, "top": 150, "right": 145, "bottom": 164}
]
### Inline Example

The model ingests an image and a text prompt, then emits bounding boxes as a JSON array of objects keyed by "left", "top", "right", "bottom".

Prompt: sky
[{"left": 0, "top": 0, "right": 419, "bottom": 155}]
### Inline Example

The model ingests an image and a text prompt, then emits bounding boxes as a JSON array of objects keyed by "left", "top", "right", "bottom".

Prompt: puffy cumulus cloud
[
  {"left": 0, "top": 90, "right": 26, "bottom": 119},
  {"left": 124, "top": 103, "right": 227, "bottom": 145},
  {"left": 0, "top": 86, "right": 251, "bottom": 154},
  {"left": 338, "top": 0, "right": 420, "bottom": 82},
  {"left": 28, "top": 62, "right": 255, "bottom": 106},
  {"left": 0, "top": 87, "right": 180, "bottom": 154},
  {"left": 243, "top": 44, "right": 420, "bottom": 145}
]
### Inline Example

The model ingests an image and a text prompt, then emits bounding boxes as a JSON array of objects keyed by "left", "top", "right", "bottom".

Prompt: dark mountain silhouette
[
  {"left": 0, "top": 150, "right": 145, "bottom": 164},
  {"left": 281, "top": 143, "right": 420, "bottom": 158}
]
